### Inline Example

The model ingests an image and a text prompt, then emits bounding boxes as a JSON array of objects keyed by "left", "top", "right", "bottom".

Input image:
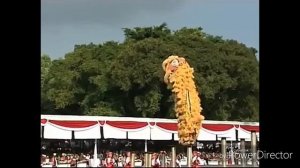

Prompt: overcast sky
[{"left": 41, "top": 0, "right": 259, "bottom": 59}]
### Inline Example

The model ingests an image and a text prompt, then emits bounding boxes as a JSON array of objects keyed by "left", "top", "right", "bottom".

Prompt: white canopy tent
[{"left": 41, "top": 115, "right": 259, "bottom": 141}]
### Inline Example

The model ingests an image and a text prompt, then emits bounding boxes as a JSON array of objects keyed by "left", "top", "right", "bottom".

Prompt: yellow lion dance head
[{"left": 162, "top": 55, "right": 204, "bottom": 146}]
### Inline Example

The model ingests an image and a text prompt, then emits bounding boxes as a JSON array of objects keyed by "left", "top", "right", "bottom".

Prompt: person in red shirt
[
  {"left": 151, "top": 153, "right": 160, "bottom": 168},
  {"left": 192, "top": 151, "right": 201, "bottom": 168},
  {"left": 104, "top": 152, "right": 115, "bottom": 168},
  {"left": 50, "top": 153, "right": 57, "bottom": 168}
]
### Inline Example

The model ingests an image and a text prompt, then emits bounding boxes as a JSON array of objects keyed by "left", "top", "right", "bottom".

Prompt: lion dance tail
[{"left": 162, "top": 55, "right": 204, "bottom": 146}]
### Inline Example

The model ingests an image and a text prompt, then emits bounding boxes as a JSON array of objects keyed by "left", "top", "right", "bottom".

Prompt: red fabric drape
[
  {"left": 149, "top": 122, "right": 155, "bottom": 126},
  {"left": 240, "top": 125, "right": 259, "bottom": 132},
  {"left": 202, "top": 124, "right": 234, "bottom": 131},
  {"left": 156, "top": 122, "right": 177, "bottom": 131},
  {"left": 106, "top": 121, "right": 148, "bottom": 129},
  {"left": 156, "top": 123, "right": 234, "bottom": 132},
  {"left": 41, "top": 119, "right": 47, "bottom": 124},
  {"left": 49, "top": 120, "right": 98, "bottom": 128},
  {"left": 99, "top": 121, "right": 105, "bottom": 125}
]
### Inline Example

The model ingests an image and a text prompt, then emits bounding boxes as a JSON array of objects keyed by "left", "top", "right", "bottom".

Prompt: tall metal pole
[
  {"left": 148, "top": 153, "right": 152, "bottom": 167},
  {"left": 251, "top": 131, "right": 257, "bottom": 167},
  {"left": 187, "top": 146, "right": 192, "bottom": 167},
  {"left": 171, "top": 147, "right": 176, "bottom": 167},
  {"left": 161, "top": 152, "right": 166, "bottom": 167},
  {"left": 230, "top": 141, "right": 234, "bottom": 165},
  {"left": 221, "top": 137, "right": 227, "bottom": 167},
  {"left": 145, "top": 140, "right": 148, "bottom": 153},
  {"left": 144, "top": 153, "right": 149, "bottom": 168},
  {"left": 241, "top": 138, "right": 246, "bottom": 167},
  {"left": 130, "top": 153, "right": 135, "bottom": 167}
]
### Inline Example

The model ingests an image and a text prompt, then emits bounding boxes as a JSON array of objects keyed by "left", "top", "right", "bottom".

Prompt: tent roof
[{"left": 41, "top": 115, "right": 259, "bottom": 141}]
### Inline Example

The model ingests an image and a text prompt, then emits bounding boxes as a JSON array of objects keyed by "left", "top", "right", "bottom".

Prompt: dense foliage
[{"left": 41, "top": 23, "right": 259, "bottom": 121}]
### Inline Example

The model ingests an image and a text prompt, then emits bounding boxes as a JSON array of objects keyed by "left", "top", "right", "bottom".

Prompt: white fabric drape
[
  {"left": 174, "top": 128, "right": 218, "bottom": 141},
  {"left": 216, "top": 128, "right": 236, "bottom": 141},
  {"left": 128, "top": 127, "right": 150, "bottom": 140},
  {"left": 44, "top": 122, "right": 72, "bottom": 139},
  {"left": 74, "top": 125, "right": 101, "bottom": 139},
  {"left": 237, "top": 127, "right": 259, "bottom": 141},
  {"left": 47, "top": 121, "right": 98, "bottom": 131},
  {"left": 197, "top": 128, "right": 218, "bottom": 141},
  {"left": 103, "top": 124, "right": 127, "bottom": 139},
  {"left": 237, "top": 127, "right": 251, "bottom": 141},
  {"left": 150, "top": 126, "right": 173, "bottom": 140}
]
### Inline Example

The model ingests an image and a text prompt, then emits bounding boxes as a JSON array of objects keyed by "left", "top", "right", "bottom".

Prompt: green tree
[
  {"left": 41, "top": 54, "right": 55, "bottom": 114},
  {"left": 41, "top": 24, "right": 259, "bottom": 122},
  {"left": 41, "top": 54, "right": 52, "bottom": 87}
]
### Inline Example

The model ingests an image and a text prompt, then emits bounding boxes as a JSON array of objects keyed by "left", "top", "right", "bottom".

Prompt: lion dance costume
[{"left": 162, "top": 55, "right": 205, "bottom": 146}]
